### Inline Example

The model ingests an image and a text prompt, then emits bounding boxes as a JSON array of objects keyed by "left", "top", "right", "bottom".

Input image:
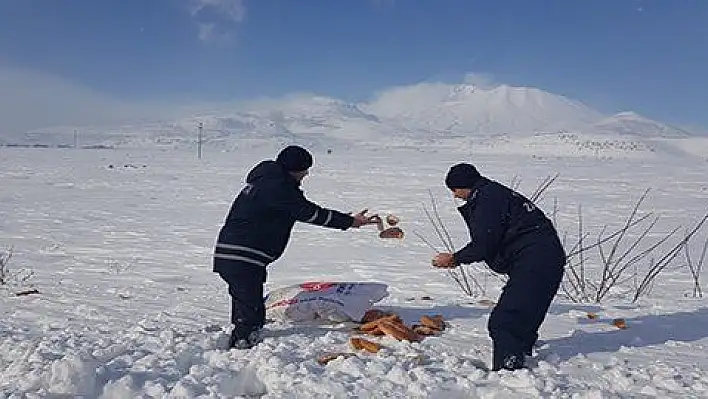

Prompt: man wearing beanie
[
  {"left": 432, "top": 162, "right": 565, "bottom": 371},
  {"left": 214, "top": 145, "right": 380, "bottom": 349}
]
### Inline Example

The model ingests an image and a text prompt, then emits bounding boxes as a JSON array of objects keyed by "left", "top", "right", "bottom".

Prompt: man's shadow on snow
[
  {"left": 542, "top": 307, "right": 708, "bottom": 363},
  {"left": 547, "top": 303, "right": 604, "bottom": 316}
]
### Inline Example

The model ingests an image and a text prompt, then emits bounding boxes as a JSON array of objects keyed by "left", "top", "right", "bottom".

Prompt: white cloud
[
  {"left": 198, "top": 22, "right": 216, "bottom": 41},
  {"left": 0, "top": 66, "right": 256, "bottom": 136},
  {"left": 188, "top": 0, "right": 246, "bottom": 42},
  {"left": 190, "top": 0, "right": 246, "bottom": 22},
  {"left": 463, "top": 72, "right": 498, "bottom": 89},
  {"left": 197, "top": 22, "right": 235, "bottom": 44},
  {"left": 0, "top": 67, "right": 183, "bottom": 135}
]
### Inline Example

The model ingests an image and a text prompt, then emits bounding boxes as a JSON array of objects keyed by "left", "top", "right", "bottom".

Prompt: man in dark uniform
[
  {"left": 431, "top": 163, "right": 565, "bottom": 371},
  {"left": 214, "top": 145, "right": 380, "bottom": 349}
]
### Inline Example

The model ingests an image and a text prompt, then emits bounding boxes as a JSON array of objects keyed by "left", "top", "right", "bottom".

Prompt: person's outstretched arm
[{"left": 265, "top": 182, "right": 368, "bottom": 230}]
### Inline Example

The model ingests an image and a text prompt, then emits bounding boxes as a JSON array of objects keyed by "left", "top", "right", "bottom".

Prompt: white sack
[{"left": 265, "top": 282, "right": 389, "bottom": 323}]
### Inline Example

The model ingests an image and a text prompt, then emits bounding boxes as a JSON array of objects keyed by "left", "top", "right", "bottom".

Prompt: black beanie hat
[
  {"left": 276, "top": 145, "right": 313, "bottom": 172},
  {"left": 445, "top": 163, "right": 481, "bottom": 189}
]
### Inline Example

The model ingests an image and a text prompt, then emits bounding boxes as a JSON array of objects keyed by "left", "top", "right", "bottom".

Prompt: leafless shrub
[
  {"left": 0, "top": 247, "right": 12, "bottom": 285},
  {"left": 630, "top": 215, "right": 707, "bottom": 302},
  {"left": 683, "top": 233, "right": 707, "bottom": 298},
  {"left": 413, "top": 190, "right": 486, "bottom": 297},
  {"left": 559, "top": 189, "right": 708, "bottom": 303},
  {"left": 0, "top": 247, "right": 35, "bottom": 289}
]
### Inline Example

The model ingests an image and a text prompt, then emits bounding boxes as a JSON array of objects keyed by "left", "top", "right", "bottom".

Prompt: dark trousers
[
  {"left": 217, "top": 262, "right": 267, "bottom": 334},
  {"left": 488, "top": 239, "right": 565, "bottom": 370}
]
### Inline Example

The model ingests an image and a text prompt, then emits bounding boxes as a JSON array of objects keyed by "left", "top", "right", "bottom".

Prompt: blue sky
[{"left": 1, "top": 0, "right": 707, "bottom": 132}]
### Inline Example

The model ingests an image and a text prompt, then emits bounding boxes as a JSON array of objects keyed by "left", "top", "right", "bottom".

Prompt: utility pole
[{"left": 198, "top": 122, "right": 203, "bottom": 159}]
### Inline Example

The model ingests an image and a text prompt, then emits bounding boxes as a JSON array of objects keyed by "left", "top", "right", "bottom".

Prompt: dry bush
[
  {"left": 0, "top": 247, "right": 15, "bottom": 285},
  {"left": 414, "top": 190, "right": 487, "bottom": 297},
  {"left": 561, "top": 189, "right": 708, "bottom": 303},
  {"left": 0, "top": 247, "right": 35, "bottom": 291}
]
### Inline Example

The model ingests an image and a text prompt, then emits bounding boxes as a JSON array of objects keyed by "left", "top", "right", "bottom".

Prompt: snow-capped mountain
[
  {"left": 236, "top": 95, "right": 394, "bottom": 140},
  {"left": 362, "top": 83, "right": 604, "bottom": 136},
  {"left": 4, "top": 81, "right": 704, "bottom": 151},
  {"left": 151, "top": 95, "right": 392, "bottom": 144},
  {"left": 592, "top": 111, "right": 692, "bottom": 138},
  {"left": 7, "top": 96, "right": 391, "bottom": 148}
]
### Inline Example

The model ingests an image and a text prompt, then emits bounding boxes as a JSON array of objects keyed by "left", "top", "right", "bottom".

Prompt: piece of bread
[
  {"left": 350, "top": 337, "right": 382, "bottom": 353},
  {"left": 420, "top": 315, "right": 445, "bottom": 331},
  {"left": 612, "top": 318, "right": 627, "bottom": 329},
  {"left": 378, "top": 320, "right": 420, "bottom": 342},
  {"left": 361, "top": 309, "right": 389, "bottom": 323},
  {"left": 379, "top": 227, "right": 404, "bottom": 239},
  {"left": 362, "top": 326, "right": 384, "bottom": 336},
  {"left": 359, "top": 320, "right": 382, "bottom": 332},
  {"left": 412, "top": 325, "right": 438, "bottom": 336},
  {"left": 359, "top": 314, "right": 401, "bottom": 331}
]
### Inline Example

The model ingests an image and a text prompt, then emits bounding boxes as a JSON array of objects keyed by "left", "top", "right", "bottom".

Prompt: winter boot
[
  {"left": 228, "top": 325, "right": 262, "bottom": 349},
  {"left": 492, "top": 352, "right": 525, "bottom": 371}
]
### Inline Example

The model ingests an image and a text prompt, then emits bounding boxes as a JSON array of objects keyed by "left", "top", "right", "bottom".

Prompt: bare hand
[
  {"left": 432, "top": 253, "right": 457, "bottom": 268},
  {"left": 351, "top": 209, "right": 381, "bottom": 228}
]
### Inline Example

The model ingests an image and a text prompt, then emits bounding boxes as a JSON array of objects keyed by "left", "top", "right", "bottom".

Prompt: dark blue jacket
[
  {"left": 214, "top": 160, "right": 354, "bottom": 273},
  {"left": 453, "top": 177, "right": 563, "bottom": 274}
]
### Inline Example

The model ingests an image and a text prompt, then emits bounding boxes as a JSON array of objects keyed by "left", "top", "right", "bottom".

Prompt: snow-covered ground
[{"left": 1, "top": 143, "right": 708, "bottom": 398}]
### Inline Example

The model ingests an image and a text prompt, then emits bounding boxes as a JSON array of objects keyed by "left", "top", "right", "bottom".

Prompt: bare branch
[
  {"left": 565, "top": 213, "right": 654, "bottom": 258},
  {"left": 633, "top": 213, "right": 708, "bottom": 302},
  {"left": 422, "top": 204, "right": 453, "bottom": 253},
  {"left": 428, "top": 190, "right": 456, "bottom": 252},
  {"left": 530, "top": 173, "right": 560, "bottom": 203},
  {"left": 684, "top": 230, "right": 706, "bottom": 298},
  {"left": 413, "top": 230, "right": 441, "bottom": 253},
  {"left": 577, "top": 204, "right": 587, "bottom": 300},
  {"left": 595, "top": 189, "right": 651, "bottom": 302}
]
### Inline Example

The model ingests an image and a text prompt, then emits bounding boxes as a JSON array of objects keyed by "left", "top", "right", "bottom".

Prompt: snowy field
[{"left": 1, "top": 142, "right": 708, "bottom": 398}]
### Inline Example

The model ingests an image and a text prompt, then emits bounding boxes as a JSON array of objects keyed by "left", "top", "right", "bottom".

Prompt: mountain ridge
[{"left": 5, "top": 82, "right": 704, "bottom": 150}]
